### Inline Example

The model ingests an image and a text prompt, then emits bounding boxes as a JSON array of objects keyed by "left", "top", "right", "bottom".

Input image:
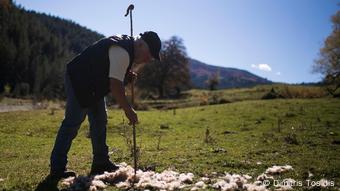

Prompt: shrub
[
  {"left": 284, "top": 133, "right": 299, "bottom": 145},
  {"left": 262, "top": 88, "right": 283, "bottom": 99},
  {"left": 219, "top": 98, "right": 230, "bottom": 104},
  {"left": 4, "top": 84, "right": 11, "bottom": 96}
]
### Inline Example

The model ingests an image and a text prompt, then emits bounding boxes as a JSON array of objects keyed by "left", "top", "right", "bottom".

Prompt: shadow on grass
[{"left": 35, "top": 175, "right": 60, "bottom": 191}]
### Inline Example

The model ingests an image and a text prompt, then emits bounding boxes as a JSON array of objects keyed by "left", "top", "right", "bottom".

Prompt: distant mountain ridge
[{"left": 189, "top": 59, "right": 271, "bottom": 89}]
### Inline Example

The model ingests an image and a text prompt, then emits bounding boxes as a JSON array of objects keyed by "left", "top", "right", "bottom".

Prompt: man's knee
[{"left": 60, "top": 116, "right": 86, "bottom": 136}]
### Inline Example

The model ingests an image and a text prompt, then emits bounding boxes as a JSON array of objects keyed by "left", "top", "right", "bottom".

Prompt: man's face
[
  {"left": 141, "top": 47, "right": 153, "bottom": 63},
  {"left": 135, "top": 40, "right": 153, "bottom": 65},
  {"left": 142, "top": 44, "right": 152, "bottom": 63}
]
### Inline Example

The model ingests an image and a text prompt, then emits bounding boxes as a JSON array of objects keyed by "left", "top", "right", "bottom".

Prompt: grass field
[
  {"left": 139, "top": 84, "right": 327, "bottom": 109},
  {"left": 0, "top": 98, "right": 340, "bottom": 190}
]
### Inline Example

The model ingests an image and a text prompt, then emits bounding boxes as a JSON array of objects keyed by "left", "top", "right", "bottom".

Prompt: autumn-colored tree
[
  {"left": 137, "top": 36, "right": 190, "bottom": 98},
  {"left": 206, "top": 72, "right": 220, "bottom": 91},
  {"left": 313, "top": 10, "right": 340, "bottom": 96}
]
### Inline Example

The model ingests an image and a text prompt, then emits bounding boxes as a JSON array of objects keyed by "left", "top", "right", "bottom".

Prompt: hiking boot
[
  {"left": 90, "top": 161, "right": 119, "bottom": 175},
  {"left": 50, "top": 169, "right": 77, "bottom": 179}
]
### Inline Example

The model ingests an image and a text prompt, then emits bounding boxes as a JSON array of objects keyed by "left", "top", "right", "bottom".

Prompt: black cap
[{"left": 140, "top": 31, "right": 161, "bottom": 60}]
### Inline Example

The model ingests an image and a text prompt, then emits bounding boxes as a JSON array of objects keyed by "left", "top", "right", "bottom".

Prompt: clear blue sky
[{"left": 14, "top": 0, "right": 338, "bottom": 83}]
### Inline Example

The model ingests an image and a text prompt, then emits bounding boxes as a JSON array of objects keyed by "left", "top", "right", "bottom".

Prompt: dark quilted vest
[{"left": 66, "top": 35, "right": 134, "bottom": 108}]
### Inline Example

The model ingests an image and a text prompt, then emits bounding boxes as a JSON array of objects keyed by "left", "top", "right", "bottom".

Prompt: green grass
[{"left": 0, "top": 98, "right": 339, "bottom": 190}]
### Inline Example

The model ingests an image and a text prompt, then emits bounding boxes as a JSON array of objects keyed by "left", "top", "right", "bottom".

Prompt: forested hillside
[{"left": 0, "top": 0, "right": 103, "bottom": 98}]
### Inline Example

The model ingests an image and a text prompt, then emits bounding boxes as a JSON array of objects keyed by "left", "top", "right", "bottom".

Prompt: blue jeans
[{"left": 50, "top": 73, "right": 109, "bottom": 171}]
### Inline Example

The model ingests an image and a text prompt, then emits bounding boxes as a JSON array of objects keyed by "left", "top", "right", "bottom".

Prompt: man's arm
[{"left": 110, "top": 78, "right": 138, "bottom": 125}]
